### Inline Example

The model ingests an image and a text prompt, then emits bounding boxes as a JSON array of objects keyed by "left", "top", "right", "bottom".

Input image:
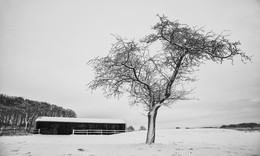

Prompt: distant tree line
[
  {"left": 0, "top": 94, "right": 77, "bottom": 131},
  {"left": 220, "top": 123, "right": 260, "bottom": 130}
]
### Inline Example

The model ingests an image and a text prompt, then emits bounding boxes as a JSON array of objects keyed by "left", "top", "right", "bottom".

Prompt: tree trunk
[
  {"left": 24, "top": 113, "right": 29, "bottom": 130},
  {"left": 145, "top": 105, "right": 160, "bottom": 144}
]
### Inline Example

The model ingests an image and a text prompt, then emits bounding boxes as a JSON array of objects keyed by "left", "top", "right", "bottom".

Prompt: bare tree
[{"left": 88, "top": 15, "right": 251, "bottom": 144}]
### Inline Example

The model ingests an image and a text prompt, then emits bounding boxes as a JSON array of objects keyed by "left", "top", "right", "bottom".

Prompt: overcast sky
[{"left": 1, "top": 0, "right": 260, "bottom": 129}]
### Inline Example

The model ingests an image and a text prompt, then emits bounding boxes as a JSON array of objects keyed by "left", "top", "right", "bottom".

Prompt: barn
[{"left": 35, "top": 116, "right": 126, "bottom": 135}]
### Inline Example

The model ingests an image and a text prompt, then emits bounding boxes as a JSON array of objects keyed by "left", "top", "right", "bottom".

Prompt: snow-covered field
[{"left": 0, "top": 129, "right": 259, "bottom": 156}]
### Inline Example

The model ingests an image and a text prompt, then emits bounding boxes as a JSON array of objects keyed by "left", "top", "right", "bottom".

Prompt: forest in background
[
  {"left": 0, "top": 94, "right": 77, "bottom": 131},
  {"left": 220, "top": 123, "right": 260, "bottom": 131}
]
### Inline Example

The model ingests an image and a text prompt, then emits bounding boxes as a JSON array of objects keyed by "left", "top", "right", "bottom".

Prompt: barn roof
[{"left": 36, "top": 116, "right": 126, "bottom": 124}]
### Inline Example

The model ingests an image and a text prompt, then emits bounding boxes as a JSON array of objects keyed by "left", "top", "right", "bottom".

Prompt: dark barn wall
[{"left": 36, "top": 121, "right": 126, "bottom": 134}]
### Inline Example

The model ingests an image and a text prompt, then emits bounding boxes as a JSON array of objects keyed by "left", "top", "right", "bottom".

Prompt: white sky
[{"left": 1, "top": 0, "right": 260, "bottom": 129}]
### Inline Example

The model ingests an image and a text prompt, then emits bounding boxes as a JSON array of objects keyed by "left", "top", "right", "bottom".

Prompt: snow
[
  {"left": 35, "top": 116, "right": 126, "bottom": 124},
  {"left": 0, "top": 128, "right": 259, "bottom": 156}
]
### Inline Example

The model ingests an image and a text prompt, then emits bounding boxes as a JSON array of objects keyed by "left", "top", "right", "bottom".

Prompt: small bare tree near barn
[{"left": 88, "top": 15, "right": 251, "bottom": 144}]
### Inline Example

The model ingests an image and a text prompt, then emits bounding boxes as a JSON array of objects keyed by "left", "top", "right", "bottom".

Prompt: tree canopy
[{"left": 88, "top": 16, "right": 250, "bottom": 111}]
